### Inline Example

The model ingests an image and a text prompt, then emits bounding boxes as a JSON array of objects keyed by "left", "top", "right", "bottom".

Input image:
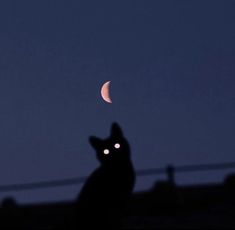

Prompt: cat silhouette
[{"left": 76, "top": 122, "right": 135, "bottom": 229}]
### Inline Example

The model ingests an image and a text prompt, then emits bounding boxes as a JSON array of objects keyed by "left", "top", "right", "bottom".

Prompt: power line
[
  {"left": 0, "top": 177, "right": 86, "bottom": 192},
  {"left": 0, "top": 162, "right": 235, "bottom": 192},
  {"left": 137, "top": 162, "right": 235, "bottom": 176}
]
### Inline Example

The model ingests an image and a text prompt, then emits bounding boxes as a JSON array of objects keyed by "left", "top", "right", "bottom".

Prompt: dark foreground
[{"left": 1, "top": 175, "right": 235, "bottom": 229}]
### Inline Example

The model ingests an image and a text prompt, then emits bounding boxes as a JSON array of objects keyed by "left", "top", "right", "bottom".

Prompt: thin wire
[
  {"left": 0, "top": 162, "right": 235, "bottom": 192},
  {"left": 0, "top": 177, "right": 86, "bottom": 192}
]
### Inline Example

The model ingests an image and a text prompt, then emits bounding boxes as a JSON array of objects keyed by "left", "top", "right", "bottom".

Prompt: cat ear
[
  {"left": 111, "top": 122, "right": 123, "bottom": 137},
  {"left": 89, "top": 136, "right": 102, "bottom": 149}
]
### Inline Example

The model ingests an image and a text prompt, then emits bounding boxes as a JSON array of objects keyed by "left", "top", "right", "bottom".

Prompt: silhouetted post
[{"left": 166, "top": 165, "right": 175, "bottom": 185}]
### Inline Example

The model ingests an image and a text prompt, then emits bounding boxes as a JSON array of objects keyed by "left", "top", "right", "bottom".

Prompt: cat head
[{"left": 89, "top": 123, "right": 130, "bottom": 165}]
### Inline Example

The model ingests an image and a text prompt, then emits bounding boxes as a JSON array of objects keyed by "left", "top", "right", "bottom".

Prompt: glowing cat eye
[
  {"left": 114, "top": 143, "right": 120, "bottom": 149},
  {"left": 103, "top": 149, "right": 109, "bottom": 155}
]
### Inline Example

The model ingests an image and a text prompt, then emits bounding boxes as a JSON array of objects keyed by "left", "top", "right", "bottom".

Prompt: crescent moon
[{"left": 101, "top": 81, "right": 112, "bottom": 103}]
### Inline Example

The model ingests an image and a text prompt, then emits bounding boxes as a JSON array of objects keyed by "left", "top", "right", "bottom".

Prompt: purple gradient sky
[{"left": 0, "top": 1, "right": 235, "bottom": 204}]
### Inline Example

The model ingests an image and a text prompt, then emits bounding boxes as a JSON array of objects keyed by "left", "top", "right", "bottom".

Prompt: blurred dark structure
[{"left": 1, "top": 163, "right": 235, "bottom": 229}]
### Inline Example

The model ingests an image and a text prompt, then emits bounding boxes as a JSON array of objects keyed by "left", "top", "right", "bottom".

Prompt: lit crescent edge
[{"left": 101, "top": 81, "right": 112, "bottom": 103}]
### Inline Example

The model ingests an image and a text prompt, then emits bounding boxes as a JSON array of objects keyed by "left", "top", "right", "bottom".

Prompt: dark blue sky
[{"left": 0, "top": 1, "right": 235, "bottom": 204}]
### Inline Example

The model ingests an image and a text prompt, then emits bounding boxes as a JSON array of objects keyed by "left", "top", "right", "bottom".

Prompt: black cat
[{"left": 76, "top": 123, "right": 135, "bottom": 229}]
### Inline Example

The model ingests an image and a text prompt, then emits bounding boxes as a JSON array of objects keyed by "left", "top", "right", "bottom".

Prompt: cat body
[{"left": 76, "top": 123, "right": 135, "bottom": 229}]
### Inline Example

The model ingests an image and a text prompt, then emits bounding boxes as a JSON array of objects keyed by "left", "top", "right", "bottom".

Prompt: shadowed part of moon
[{"left": 101, "top": 81, "right": 112, "bottom": 103}]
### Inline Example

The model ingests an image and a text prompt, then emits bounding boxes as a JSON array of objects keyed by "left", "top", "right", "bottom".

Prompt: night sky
[{"left": 0, "top": 1, "right": 235, "bottom": 204}]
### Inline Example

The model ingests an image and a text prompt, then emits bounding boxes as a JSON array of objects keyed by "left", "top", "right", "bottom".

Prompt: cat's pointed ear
[
  {"left": 89, "top": 136, "right": 102, "bottom": 149},
  {"left": 111, "top": 122, "right": 123, "bottom": 137}
]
